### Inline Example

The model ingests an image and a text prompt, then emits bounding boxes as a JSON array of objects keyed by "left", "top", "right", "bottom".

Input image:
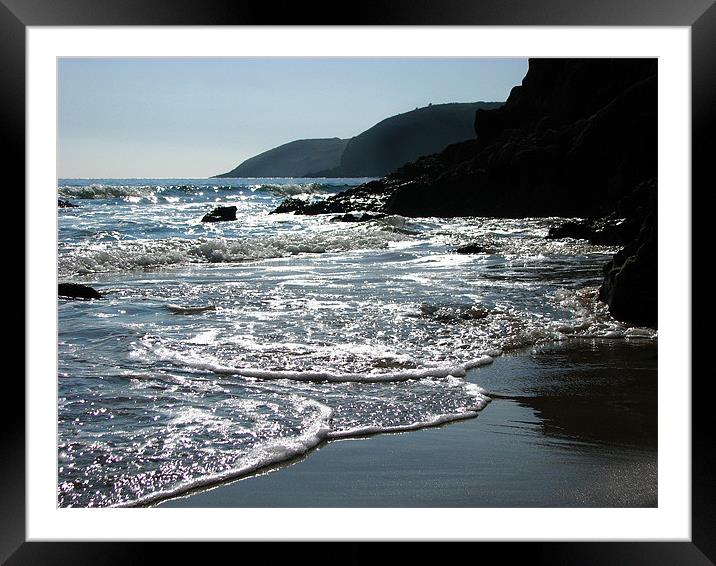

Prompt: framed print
[{"left": 9, "top": 0, "right": 712, "bottom": 563}]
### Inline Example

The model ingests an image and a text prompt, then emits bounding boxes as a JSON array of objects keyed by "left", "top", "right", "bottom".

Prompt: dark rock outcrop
[
  {"left": 58, "top": 199, "right": 78, "bottom": 208},
  {"left": 598, "top": 179, "right": 657, "bottom": 327},
  {"left": 58, "top": 283, "right": 101, "bottom": 300},
  {"left": 201, "top": 205, "right": 237, "bottom": 223},
  {"left": 381, "top": 59, "right": 656, "bottom": 218},
  {"left": 547, "top": 218, "right": 631, "bottom": 246},
  {"left": 271, "top": 198, "right": 308, "bottom": 215},
  {"left": 545, "top": 178, "right": 657, "bottom": 327},
  {"left": 270, "top": 180, "right": 391, "bottom": 215}
]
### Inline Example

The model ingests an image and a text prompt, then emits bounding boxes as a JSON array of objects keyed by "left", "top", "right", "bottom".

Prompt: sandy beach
[{"left": 158, "top": 338, "right": 657, "bottom": 508}]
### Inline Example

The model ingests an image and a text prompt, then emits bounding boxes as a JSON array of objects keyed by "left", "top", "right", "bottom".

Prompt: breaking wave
[
  {"left": 59, "top": 228, "right": 412, "bottom": 276},
  {"left": 57, "top": 182, "right": 354, "bottom": 201}
]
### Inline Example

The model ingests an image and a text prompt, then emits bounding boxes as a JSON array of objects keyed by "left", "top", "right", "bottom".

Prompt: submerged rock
[
  {"left": 58, "top": 283, "right": 101, "bottom": 300},
  {"left": 201, "top": 205, "right": 237, "bottom": 222},
  {"left": 331, "top": 212, "right": 387, "bottom": 223},
  {"left": 455, "top": 243, "right": 493, "bottom": 254},
  {"left": 166, "top": 304, "right": 216, "bottom": 315},
  {"left": 58, "top": 199, "right": 78, "bottom": 208},
  {"left": 421, "top": 303, "right": 490, "bottom": 322}
]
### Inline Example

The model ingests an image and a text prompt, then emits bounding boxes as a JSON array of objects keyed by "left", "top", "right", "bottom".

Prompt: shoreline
[{"left": 156, "top": 337, "right": 657, "bottom": 508}]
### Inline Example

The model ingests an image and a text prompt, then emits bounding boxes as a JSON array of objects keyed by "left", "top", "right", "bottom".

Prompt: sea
[{"left": 57, "top": 177, "right": 657, "bottom": 507}]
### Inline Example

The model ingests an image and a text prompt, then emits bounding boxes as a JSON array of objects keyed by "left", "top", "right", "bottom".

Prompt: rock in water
[
  {"left": 332, "top": 212, "right": 387, "bottom": 223},
  {"left": 546, "top": 221, "right": 595, "bottom": 241},
  {"left": 58, "top": 283, "right": 102, "bottom": 300},
  {"left": 455, "top": 243, "right": 490, "bottom": 254},
  {"left": 58, "top": 199, "right": 79, "bottom": 208},
  {"left": 546, "top": 218, "right": 630, "bottom": 246},
  {"left": 599, "top": 220, "right": 657, "bottom": 328},
  {"left": 271, "top": 198, "right": 307, "bottom": 215},
  {"left": 202, "top": 205, "right": 237, "bottom": 222},
  {"left": 270, "top": 180, "right": 391, "bottom": 215},
  {"left": 598, "top": 179, "right": 657, "bottom": 327}
]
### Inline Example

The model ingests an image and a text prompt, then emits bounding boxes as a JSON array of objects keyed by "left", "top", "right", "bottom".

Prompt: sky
[{"left": 58, "top": 58, "right": 528, "bottom": 179}]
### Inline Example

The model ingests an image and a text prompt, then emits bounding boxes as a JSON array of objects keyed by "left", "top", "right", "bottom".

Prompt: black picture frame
[{"left": 8, "top": 0, "right": 710, "bottom": 563}]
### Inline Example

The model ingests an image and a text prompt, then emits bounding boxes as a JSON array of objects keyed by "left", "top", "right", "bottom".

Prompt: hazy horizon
[{"left": 58, "top": 58, "right": 528, "bottom": 178}]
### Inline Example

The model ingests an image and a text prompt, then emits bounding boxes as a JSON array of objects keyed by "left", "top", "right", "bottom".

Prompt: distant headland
[{"left": 213, "top": 102, "right": 502, "bottom": 179}]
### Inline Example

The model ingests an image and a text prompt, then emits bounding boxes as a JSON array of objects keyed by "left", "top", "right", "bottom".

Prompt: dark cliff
[{"left": 383, "top": 58, "right": 657, "bottom": 218}]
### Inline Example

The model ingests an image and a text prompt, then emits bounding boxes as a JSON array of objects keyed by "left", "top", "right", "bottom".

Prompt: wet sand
[{"left": 158, "top": 339, "right": 657, "bottom": 508}]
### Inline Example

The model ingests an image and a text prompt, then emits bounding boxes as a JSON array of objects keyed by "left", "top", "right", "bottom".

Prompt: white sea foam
[
  {"left": 326, "top": 410, "right": 483, "bottom": 439},
  {"left": 59, "top": 228, "right": 411, "bottom": 276},
  {"left": 59, "top": 184, "right": 162, "bottom": 199},
  {"left": 157, "top": 346, "right": 494, "bottom": 383},
  {"left": 115, "top": 398, "right": 334, "bottom": 508},
  {"left": 625, "top": 327, "right": 657, "bottom": 339},
  {"left": 249, "top": 182, "right": 348, "bottom": 196},
  {"left": 58, "top": 182, "right": 348, "bottom": 201},
  {"left": 602, "top": 330, "right": 625, "bottom": 339},
  {"left": 111, "top": 373, "right": 493, "bottom": 507}
]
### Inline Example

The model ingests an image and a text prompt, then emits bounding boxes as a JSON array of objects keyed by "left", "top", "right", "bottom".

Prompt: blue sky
[{"left": 58, "top": 58, "right": 528, "bottom": 178}]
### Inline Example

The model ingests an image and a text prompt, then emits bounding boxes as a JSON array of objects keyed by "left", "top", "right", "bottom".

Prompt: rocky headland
[
  {"left": 214, "top": 102, "right": 502, "bottom": 179},
  {"left": 272, "top": 59, "right": 657, "bottom": 327},
  {"left": 309, "top": 102, "right": 503, "bottom": 177}
]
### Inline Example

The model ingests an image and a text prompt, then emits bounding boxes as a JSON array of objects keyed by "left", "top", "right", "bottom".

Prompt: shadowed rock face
[
  {"left": 382, "top": 58, "right": 657, "bottom": 218},
  {"left": 598, "top": 179, "right": 657, "bottom": 328},
  {"left": 545, "top": 177, "right": 657, "bottom": 328}
]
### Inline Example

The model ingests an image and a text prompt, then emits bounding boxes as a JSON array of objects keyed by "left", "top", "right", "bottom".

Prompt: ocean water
[{"left": 57, "top": 178, "right": 656, "bottom": 507}]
